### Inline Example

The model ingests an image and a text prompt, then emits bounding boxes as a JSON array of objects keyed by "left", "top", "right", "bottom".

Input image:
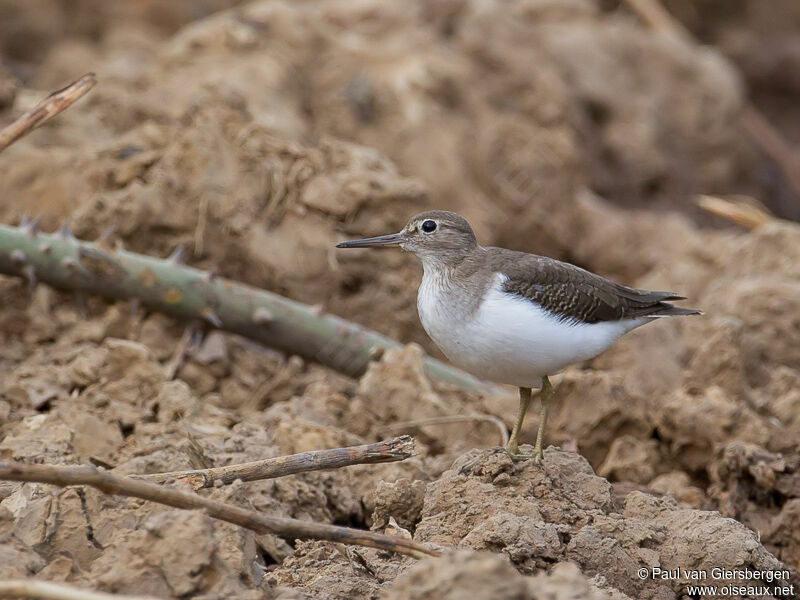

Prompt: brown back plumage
[{"left": 483, "top": 248, "right": 701, "bottom": 324}]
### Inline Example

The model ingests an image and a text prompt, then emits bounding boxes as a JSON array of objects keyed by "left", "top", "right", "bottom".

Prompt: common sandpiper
[{"left": 337, "top": 210, "right": 700, "bottom": 461}]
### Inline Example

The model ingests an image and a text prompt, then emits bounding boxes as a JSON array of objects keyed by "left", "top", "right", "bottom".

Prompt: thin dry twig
[
  {"left": 379, "top": 416, "right": 509, "bottom": 447},
  {"left": 620, "top": 0, "right": 800, "bottom": 199},
  {"left": 697, "top": 194, "right": 776, "bottom": 229},
  {"left": 163, "top": 325, "right": 197, "bottom": 380},
  {"left": 0, "top": 461, "right": 437, "bottom": 559},
  {"left": 0, "top": 73, "right": 96, "bottom": 153},
  {"left": 138, "top": 436, "right": 416, "bottom": 490},
  {"left": 0, "top": 580, "right": 161, "bottom": 600}
]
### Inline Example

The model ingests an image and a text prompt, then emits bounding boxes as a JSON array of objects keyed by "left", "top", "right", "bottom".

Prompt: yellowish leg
[
  {"left": 506, "top": 386, "right": 531, "bottom": 456},
  {"left": 506, "top": 376, "right": 553, "bottom": 462}
]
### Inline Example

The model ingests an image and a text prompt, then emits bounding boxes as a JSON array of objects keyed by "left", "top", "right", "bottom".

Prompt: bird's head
[{"left": 336, "top": 210, "right": 478, "bottom": 265}]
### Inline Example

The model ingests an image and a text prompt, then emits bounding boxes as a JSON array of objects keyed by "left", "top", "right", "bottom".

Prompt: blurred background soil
[{"left": 0, "top": 1, "right": 799, "bottom": 598}]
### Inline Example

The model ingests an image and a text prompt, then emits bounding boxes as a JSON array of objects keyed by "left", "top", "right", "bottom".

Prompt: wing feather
[{"left": 491, "top": 251, "right": 697, "bottom": 323}]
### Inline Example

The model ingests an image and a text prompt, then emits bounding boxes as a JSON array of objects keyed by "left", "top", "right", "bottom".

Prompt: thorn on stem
[
  {"left": 201, "top": 308, "right": 222, "bottom": 327},
  {"left": 10, "top": 250, "right": 26, "bottom": 265},
  {"left": 20, "top": 216, "right": 40, "bottom": 236},
  {"left": 252, "top": 307, "right": 274, "bottom": 325},
  {"left": 58, "top": 220, "right": 75, "bottom": 240},
  {"left": 167, "top": 245, "right": 185, "bottom": 264},
  {"left": 201, "top": 268, "right": 218, "bottom": 282},
  {"left": 61, "top": 257, "right": 79, "bottom": 272}
]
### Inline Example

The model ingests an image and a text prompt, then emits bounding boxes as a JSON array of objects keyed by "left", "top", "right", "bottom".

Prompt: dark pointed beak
[{"left": 336, "top": 232, "right": 405, "bottom": 248}]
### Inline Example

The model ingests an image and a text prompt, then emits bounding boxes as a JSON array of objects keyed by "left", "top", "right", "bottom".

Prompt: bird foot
[
  {"left": 504, "top": 448, "right": 542, "bottom": 463},
  {"left": 458, "top": 446, "right": 543, "bottom": 475}
]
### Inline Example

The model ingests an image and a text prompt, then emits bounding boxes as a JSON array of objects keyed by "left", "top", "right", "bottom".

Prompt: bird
[{"left": 336, "top": 210, "right": 700, "bottom": 461}]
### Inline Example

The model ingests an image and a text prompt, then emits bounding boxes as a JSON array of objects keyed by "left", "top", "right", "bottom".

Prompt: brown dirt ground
[{"left": 1, "top": 1, "right": 799, "bottom": 598}]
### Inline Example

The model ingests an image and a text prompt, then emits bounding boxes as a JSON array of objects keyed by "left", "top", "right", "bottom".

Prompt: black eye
[{"left": 421, "top": 220, "right": 437, "bottom": 233}]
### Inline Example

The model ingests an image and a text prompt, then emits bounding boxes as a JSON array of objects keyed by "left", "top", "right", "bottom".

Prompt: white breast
[{"left": 418, "top": 272, "right": 646, "bottom": 388}]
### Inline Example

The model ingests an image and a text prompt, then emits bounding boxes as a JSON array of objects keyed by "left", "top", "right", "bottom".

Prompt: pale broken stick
[
  {"left": 0, "top": 461, "right": 438, "bottom": 559},
  {"left": 0, "top": 73, "right": 96, "bottom": 153},
  {"left": 138, "top": 436, "right": 415, "bottom": 490},
  {"left": 697, "top": 194, "right": 776, "bottom": 230},
  {"left": 0, "top": 580, "right": 161, "bottom": 600},
  {"left": 379, "top": 416, "right": 509, "bottom": 447}
]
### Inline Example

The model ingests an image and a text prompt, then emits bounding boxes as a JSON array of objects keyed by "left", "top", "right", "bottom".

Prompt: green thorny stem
[{"left": 0, "top": 221, "right": 502, "bottom": 394}]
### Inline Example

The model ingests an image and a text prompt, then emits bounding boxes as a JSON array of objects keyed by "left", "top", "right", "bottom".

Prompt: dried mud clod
[
  {"left": 413, "top": 449, "right": 789, "bottom": 599},
  {"left": 383, "top": 550, "right": 616, "bottom": 600}
]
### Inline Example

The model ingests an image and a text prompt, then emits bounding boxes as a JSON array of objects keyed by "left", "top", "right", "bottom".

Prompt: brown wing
[{"left": 494, "top": 251, "right": 695, "bottom": 324}]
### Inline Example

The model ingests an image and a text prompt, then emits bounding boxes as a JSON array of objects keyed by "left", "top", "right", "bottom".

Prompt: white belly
[{"left": 418, "top": 273, "right": 645, "bottom": 388}]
